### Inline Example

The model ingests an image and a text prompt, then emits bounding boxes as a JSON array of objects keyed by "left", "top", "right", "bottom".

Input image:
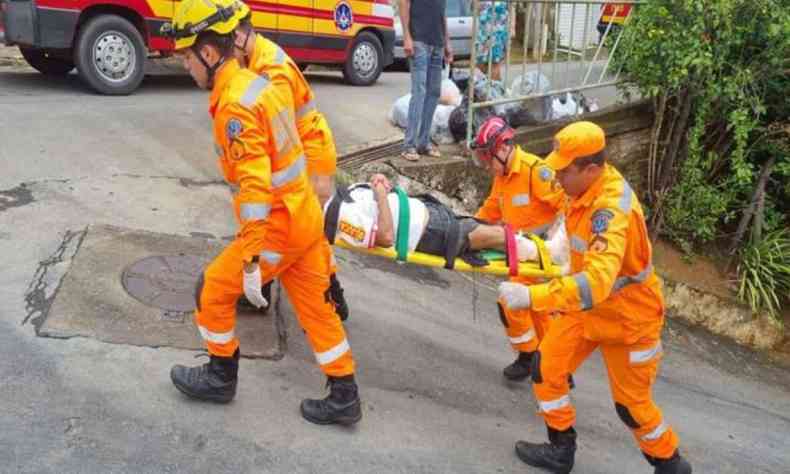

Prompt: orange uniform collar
[{"left": 209, "top": 59, "right": 242, "bottom": 116}]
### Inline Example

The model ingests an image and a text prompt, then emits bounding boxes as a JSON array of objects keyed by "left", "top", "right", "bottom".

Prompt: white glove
[
  {"left": 498, "top": 282, "right": 532, "bottom": 310},
  {"left": 546, "top": 216, "right": 571, "bottom": 275},
  {"left": 515, "top": 234, "right": 538, "bottom": 262},
  {"left": 243, "top": 265, "right": 268, "bottom": 308}
]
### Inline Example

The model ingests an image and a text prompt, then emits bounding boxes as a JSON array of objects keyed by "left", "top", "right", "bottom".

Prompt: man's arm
[
  {"left": 399, "top": 0, "right": 414, "bottom": 57},
  {"left": 372, "top": 176, "right": 395, "bottom": 247}
]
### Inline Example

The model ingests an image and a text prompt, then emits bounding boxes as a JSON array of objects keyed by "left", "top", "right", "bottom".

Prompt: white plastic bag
[
  {"left": 389, "top": 93, "right": 412, "bottom": 128},
  {"left": 550, "top": 93, "right": 582, "bottom": 120},
  {"left": 439, "top": 78, "right": 462, "bottom": 106}
]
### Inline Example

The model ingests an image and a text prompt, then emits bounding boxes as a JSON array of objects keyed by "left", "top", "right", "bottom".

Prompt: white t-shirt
[{"left": 324, "top": 185, "right": 429, "bottom": 252}]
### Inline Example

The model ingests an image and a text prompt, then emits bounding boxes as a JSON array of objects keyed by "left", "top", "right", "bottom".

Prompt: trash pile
[{"left": 389, "top": 67, "right": 600, "bottom": 145}]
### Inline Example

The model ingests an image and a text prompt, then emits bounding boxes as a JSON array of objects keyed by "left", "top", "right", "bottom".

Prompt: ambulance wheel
[
  {"left": 74, "top": 14, "right": 146, "bottom": 95},
  {"left": 19, "top": 48, "right": 75, "bottom": 75},
  {"left": 343, "top": 31, "right": 383, "bottom": 86}
]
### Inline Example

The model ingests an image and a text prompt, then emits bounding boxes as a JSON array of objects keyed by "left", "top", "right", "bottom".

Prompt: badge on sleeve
[
  {"left": 591, "top": 209, "right": 615, "bottom": 234},
  {"left": 226, "top": 118, "right": 243, "bottom": 141},
  {"left": 538, "top": 166, "right": 553, "bottom": 182}
]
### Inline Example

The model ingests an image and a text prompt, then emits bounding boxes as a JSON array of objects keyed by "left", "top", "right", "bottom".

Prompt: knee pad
[
  {"left": 497, "top": 303, "right": 509, "bottom": 328},
  {"left": 615, "top": 402, "right": 641, "bottom": 429},
  {"left": 194, "top": 272, "right": 205, "bottom": 312},
  {"left": 531, "top": 350, "right": 543, "bottom": 384}
]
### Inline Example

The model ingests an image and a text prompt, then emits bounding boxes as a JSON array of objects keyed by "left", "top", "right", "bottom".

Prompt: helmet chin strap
[{"left": 192, "top": 44, "right": 226, "bottom": 89}]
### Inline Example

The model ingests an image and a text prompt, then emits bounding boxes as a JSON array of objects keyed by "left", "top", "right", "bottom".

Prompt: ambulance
[{"left": 0, "top": 0, "right": 395, "bottom": 94}]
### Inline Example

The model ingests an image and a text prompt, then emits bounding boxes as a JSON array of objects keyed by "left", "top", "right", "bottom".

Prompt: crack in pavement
[{"left": 22, "top": 228, "right": 87, "bottom": 331}]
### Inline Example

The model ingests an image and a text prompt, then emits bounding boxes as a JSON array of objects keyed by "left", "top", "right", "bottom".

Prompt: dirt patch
[{"left": 653, "top": 239, "right": 736, "bottom": 300}]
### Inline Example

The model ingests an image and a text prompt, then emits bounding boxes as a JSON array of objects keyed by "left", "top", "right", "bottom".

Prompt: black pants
[{"left": 414, "top": 197, "right": 479, "bottom": 258}]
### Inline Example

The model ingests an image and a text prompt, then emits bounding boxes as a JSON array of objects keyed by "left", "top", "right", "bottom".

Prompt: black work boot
[
  {"left": 170, "top": 349, "right": 239, "bottom": 403},
  {"left": 515, "top": 426, "right": 577, "bottom": 474},
  {"left": 329, "top": 273, "right": 350, "bottom": 322},
  {"left": 300, "top": 375, "right": 362, "bottom": 425},
  {"left": 503, "top": 351, "right": 534, "bottom": 381},
  {"left": 645, "top": 450, "right": 693, "bottom": 474}
]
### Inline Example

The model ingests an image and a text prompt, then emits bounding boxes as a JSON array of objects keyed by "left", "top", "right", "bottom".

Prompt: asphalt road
[{"left": 1, "top": 62, "right": 789, "bottom": 474}]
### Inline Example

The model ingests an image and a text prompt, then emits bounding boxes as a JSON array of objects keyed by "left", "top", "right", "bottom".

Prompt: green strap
[{"left": 394, "top": 187, "right": 410, "bottom": 262}]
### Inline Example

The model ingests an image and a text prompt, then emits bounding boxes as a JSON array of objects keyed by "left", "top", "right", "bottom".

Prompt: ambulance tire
[
  {"left": 343, "top": 31, "right": 383, "bottom": 86},
  {"left": 19, "top": 48, "right": 75, "bottom": 75},
  {"left": 74, "top": 15, "right": 146, "bottom": 95}
]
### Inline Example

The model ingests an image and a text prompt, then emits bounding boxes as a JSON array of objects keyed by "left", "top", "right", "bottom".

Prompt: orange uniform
[
  {"left": 247, "top": 35, "right": 337, "bottom": 181},
  {"left": 525, "top": 163, "right": 678, "bottom": 459},
  {"left": 199, "top": 58, "right": 354, "bottom": 377},
  {"left": 475, "top": 146, "right": 565, "bottom": 353}
]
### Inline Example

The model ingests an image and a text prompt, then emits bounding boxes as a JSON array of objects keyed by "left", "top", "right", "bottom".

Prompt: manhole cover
[{"left": 122, "top": 255, "right": 209, "bottom": 312}]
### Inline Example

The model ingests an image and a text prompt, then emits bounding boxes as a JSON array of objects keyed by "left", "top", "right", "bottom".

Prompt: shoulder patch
[
  {"left": 226, "top": 118, "right": 243, "bottom": 141},
  {"left": 591, "top": 209, "right": 615, "bottom": 234},
  {"left": 538, "top": 166, "right": 553, "bottom": 182}
]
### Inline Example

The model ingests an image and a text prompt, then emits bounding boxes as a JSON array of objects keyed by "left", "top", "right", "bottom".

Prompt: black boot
[
  {"left": 503, "top": 351, "right": 533, "bottom": 381},
  {"left": 329, "top": 273, "right": 350, "bottom": 322},
  {"left": 300, "top": 375, "right": 362, "bottom": 425},
  {"left": 237, "top": 281, "right": 272, "bottom": 314},
  {"left": 515, "top": 426, "right": 577, "bottom": 474},
  {"left": 170, "top": 349, "right": 239, "bottom": 403},
  {"left": 645, "top": 450, "right": 692, "bottom": 474}
]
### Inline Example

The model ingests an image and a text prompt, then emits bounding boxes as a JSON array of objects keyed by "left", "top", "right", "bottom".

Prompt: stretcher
[
  {"left": 328, "top": 186, "right": 564, "bottom": 278},
  {"left": 334, "top": 239, "right": 565, "bottom": 278}
]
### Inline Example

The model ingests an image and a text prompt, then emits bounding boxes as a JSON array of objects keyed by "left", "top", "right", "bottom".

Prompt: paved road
[{"left": 1, "top": 62, "right": 788, "bottom": 474}]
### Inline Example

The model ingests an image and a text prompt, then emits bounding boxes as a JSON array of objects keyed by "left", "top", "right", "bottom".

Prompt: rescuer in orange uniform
[
  {"left": 229, "top": 3, "right": 349, "bottom": 320},
  {"left": 471, "top": 117, "right": 566, "bottom": 381},
  {"left": 164, "top": 0, "right": 361, "bottom": 426},
  {"left": 497, "top": 121, "right": 691, "bottom": 473}
]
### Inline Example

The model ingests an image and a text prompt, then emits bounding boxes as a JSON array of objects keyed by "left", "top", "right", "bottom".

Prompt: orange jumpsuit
[
  {"left": 475, "top": 147, "right": 565, "bottom": 353},
  {"left": 525, "top": 164, "right": 678, "bottom": 459},
  {"left": 247, "top": 34, "right": 337, "bottom": 201},
  {"left": 198, "top": 58, "right": 354, "bottom": 377}
]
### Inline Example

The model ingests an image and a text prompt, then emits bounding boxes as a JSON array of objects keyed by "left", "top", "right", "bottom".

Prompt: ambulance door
[{"left": 276, "top": 0, "right": 314, "bottom": 56}]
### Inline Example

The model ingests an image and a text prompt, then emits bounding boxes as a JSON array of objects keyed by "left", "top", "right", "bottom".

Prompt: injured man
[{"left": 323, "top": 174, "right": 569, "bottom": 272}]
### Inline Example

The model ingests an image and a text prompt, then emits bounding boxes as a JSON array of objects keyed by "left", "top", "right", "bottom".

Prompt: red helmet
[{"left": 471, "top": 116, "right": 515, "bottom": 166}]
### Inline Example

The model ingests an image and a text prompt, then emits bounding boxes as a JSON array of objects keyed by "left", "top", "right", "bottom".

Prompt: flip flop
[{"left": 401, "top": 150, "right": 420, "bottom": 162}]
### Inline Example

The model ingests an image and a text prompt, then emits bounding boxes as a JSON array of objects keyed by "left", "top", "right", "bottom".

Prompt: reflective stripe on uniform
[
  {"left": 613, "top": 264, "right": 653, "bottom": 292},
  {"left": 573, "top": 272, "right": 593, "bottom": 310},
  {"left": 512, "top": 193, "right": 530, "bottom": 206},
  {"left": 272, "top": 155, "right": 306, "bottom": 187},
  {"left": 198, "top": 325, "right": 234, "bottom": 344},
  {"left": 240, "top": 203, "right": 271, "bottom": 221},
  {"left": 619, "top": 181, "right": 633, "bottom": 213},
  {"left": 509, "top": 329, "right": 535, "bottom": 344},
  {"left": 273, "top": 108, "right": 300, "bottom": 157},
  {"left": 630, "top": 341, "right": 662, "bottom": 364},
  {"left": 315, "top": 338, "right": 350, "bottom": 365},
  {"left": 641, "top": 421, "right": 668, "bottom": 441},
  {"left": 240, "top": 75, "right": 270, "bottom": 108},
  {"left": 539, "top": 395, "right": 571, "bottom": 413},
  {"left": 296, "top": 99, "right": 317, "bottom": 120},
  {"left": 570, "top": 235, "right": 588, "bottom": 252},
  {"left": 260, "top": 250, "right": 282, "bottom": 266}
]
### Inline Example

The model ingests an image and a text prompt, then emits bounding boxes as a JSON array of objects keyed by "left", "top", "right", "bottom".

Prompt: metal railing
[{"left": 465, "top": 0, "right": 640, "bottom": 143}]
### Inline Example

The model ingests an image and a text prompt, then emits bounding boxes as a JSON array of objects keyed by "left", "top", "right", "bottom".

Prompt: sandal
[
  {"left": 401, "top": 149, "right": 420, "bottom": 162},
  {"left": 419, "top": 145, "right": 442, "bottom": 158}
]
